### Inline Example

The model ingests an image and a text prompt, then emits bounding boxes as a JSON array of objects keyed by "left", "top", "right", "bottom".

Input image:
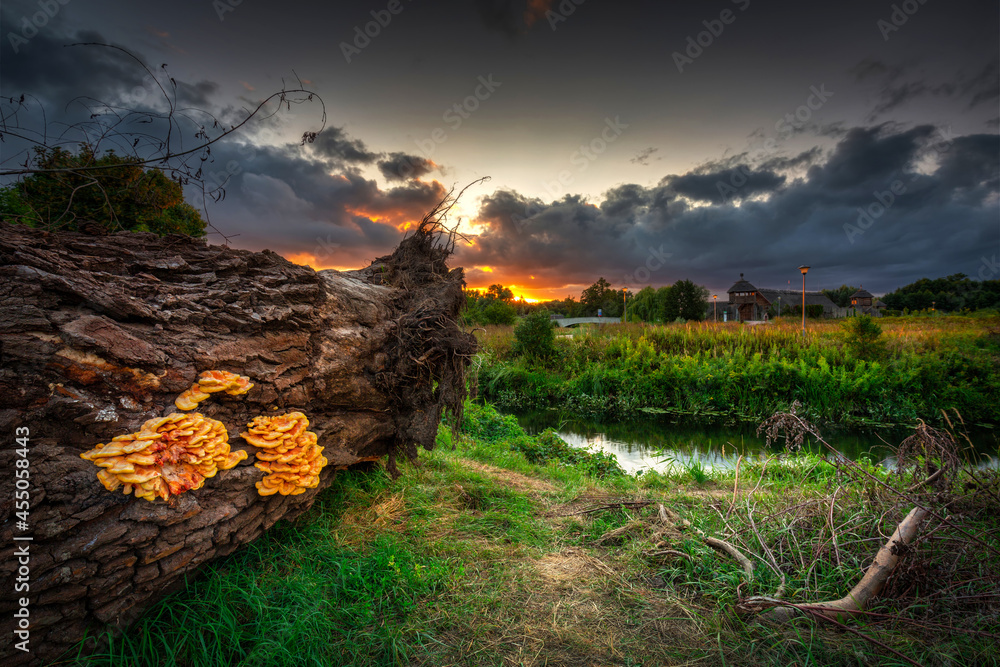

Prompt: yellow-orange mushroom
[
  {"left": 174, "top": 370, "right": 254, "bottom": 411},
  {"left": 241, "top": 411, "right": 327, "bottom": 496},
  {"left": 80, "top": 412, "right": 248, "bottom": 502}
]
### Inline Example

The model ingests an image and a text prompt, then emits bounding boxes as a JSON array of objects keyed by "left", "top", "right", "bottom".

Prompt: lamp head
[{"left": 798, "top": 265, "right": 810, "bottom": 275}]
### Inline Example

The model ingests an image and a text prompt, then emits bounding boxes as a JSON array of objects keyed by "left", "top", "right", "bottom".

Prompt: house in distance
[
  {"left": 724, "top": 273, "right": 841, "bottom": 321},
  {"left": 849, "top": 286, "right": 887, "bottom": 316}
]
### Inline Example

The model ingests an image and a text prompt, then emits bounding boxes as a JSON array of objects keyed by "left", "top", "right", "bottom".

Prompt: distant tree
[
  {"left": 651, "top": 280, "right": 708, "bottom": 322},
  {"left": 656, "top": 285, "right": 678, "bottom": 322},
  {"left": 1, "top": 144, "right": 207, "bottom": 236},
  {"left": 513, "top": 311, "right": 555, "bottom": 361},
  {"left": 581, "top": 277, "right": 615, "bottom": 316},
  {"left": 479, "top": 299, "right": 517, "bottom": 326},
  {"left": 486, "top": 284, "right": 514, "bottom": 302},
  {"left": 629, "top": 286, "right": 659, "bottom": 322},
  {"left": 822, "top": 285, "right": 859, "bottom": 309},
  {"left": 674, "top": 279, "right": 709, "bottom": 321},
  {"left": 882, "top": 274, "right": 1000, "bottom": 312}
]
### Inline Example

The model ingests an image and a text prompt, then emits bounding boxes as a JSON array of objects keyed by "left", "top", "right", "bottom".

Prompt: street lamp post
[
  {"left": 798, "top": 265, "right": 810, "bottom": 337},
  {"left": 623, "top": 288, "right": 627, "bottom": 323},
  {"left": 713, "top": 294, "right": 717, "bottom": 323}
]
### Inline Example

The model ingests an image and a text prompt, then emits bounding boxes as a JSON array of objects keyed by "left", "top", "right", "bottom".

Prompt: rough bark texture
[{"left": 0, "top": 221, "right": 475, "bottom": 665}]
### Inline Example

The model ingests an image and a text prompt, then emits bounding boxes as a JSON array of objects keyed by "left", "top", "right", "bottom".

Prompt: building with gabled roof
[
  {"left": 849, "top": 286, "right": 886, "bottom": 316},
  {"left": 723, "top": 273, "right": 840, "bottom": 321}
]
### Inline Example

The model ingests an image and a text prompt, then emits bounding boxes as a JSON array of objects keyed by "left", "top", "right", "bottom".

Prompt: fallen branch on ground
[
  {"left": 750, "top": 505, "right": 929, "bottom": 623},
  {"left": 657, "top": 504, "right": 754, "bottom": 582}
]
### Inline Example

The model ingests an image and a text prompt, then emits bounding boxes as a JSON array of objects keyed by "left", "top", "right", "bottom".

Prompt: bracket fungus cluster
[
  {"left": 175, "top": 370, "right": 254, "bottom": 411},
  {"left": 241, "top": 411, "right": 328, "bottom": 496},
  {"left": 79, "top": 412, "right": 248, "bottom": 501}
]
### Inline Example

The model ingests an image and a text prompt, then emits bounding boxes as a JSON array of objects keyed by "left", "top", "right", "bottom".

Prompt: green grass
[
  {"left": 68, "top": 403, "right": 1000, "bottom": 666},
  {"left": 473, "top": 315, "right": 1000, "bottom": 426}
]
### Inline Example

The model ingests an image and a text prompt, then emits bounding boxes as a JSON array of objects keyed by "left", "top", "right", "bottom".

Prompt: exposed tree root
[
  {"left": 704, "top": 537, "right": 755, "bottom": 582},
  {"left": 753, "top": 505, "right": 930, "bottom": 623}
]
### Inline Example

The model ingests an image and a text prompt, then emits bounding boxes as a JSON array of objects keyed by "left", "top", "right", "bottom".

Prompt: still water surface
[{"left": 513, "top": 410, "right": 1000, "bottom": 475}]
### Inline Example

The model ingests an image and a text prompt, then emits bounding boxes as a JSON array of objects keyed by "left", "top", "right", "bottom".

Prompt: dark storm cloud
[
  {"left": 0, "top": 10, "right": 444, "bottom": 265},
  {"left": 665, "top": 167, "right": 786, "bottom": 204},
  {"left": 308, "top": 126, "right": 379, "bottom": 165},
  {"left": 1, "top": 24, "right": 144, "bottom": 102},
  {"left": 806, "top": 125, "right": 935, "bottom": 190},
  {"left": 0, "top": 15, "right": 217, "bottom": 112},
  {"left": 933, "top": 134, "right": 1000, "bottom": 196},
  {"left": 377, "top": 152, "right": 438, "bottom": 181},
  {"left": 460, "top": 124, "right": 999, "bottom": 294},
  {"left": 201, "top": 138, "right": 447, "bottom": 255}
]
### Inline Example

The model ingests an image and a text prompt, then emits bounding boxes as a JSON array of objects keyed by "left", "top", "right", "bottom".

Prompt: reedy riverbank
[{"left": 474, "top": 315, "right": 1000, "bottom": 426}]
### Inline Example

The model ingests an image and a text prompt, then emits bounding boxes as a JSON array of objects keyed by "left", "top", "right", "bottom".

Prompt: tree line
[
  {"left": 462, "top": 277, "right": 711, "bottom": 326},
  {"left": 821, "top": 275, "right": 1000, "bottom": 313}
]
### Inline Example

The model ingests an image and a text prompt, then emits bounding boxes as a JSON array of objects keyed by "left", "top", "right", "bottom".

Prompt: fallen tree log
[{"left": 0, "top": 218, "right": 475, "bottom": 665}]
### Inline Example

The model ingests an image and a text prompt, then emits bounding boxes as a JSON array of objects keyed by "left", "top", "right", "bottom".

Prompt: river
[{"left": 513, "top": 410, "right": 1000, "bottom": 474}]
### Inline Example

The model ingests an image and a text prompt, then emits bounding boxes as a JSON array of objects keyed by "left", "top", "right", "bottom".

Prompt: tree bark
[{"left": 0, "top": 221, "right": 475, "bottom": 665}]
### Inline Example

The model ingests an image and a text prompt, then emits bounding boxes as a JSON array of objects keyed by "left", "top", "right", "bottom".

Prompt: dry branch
[{"left": 758, "top": 505, "right": 930, "bottom": 623}]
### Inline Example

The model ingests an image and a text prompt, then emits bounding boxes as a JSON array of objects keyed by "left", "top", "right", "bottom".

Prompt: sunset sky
[{"left": 1, "top": 0, "right": 997, "bottom": 300}]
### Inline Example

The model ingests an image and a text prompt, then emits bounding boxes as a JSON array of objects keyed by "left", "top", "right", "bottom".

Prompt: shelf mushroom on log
[{"left": 0, "top": 217, "right": 475, "bottom": 665}]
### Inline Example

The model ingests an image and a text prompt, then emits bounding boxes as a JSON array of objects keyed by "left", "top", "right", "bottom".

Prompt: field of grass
[
  {"left": 473, "top": 315, "right": 1000, "bottom": 426},
  {"left": 67, "top": 403, "right": 1000, "bottom": 666}
]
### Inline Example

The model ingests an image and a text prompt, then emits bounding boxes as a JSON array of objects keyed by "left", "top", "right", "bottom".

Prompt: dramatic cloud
[
  {"left": 460, "top": 124, "right": 999, "bottom": 296},
  {"left": 307, "top": 127, "right": 379, "bottom": 166},
  {"left": 665, "top": 167, "right": 786, "bottom": 204},
  {"left": 377, "top": 152, "right": 438, "bottom": 181}
]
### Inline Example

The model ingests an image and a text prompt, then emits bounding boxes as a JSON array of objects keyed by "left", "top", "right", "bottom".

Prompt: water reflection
[{"left": 513, "top": 410, "right": 1000, "bottom": 475}]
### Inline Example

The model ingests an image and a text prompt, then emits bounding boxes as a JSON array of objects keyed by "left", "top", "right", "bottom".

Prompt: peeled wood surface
[{"left": 0, "top": 222, "right": 473, "bottom": 665}]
